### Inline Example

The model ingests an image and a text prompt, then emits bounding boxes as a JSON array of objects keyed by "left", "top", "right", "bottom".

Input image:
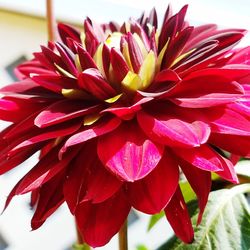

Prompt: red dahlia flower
[{"left": 1, "top": 5, "right": 250, "bottom": 247}]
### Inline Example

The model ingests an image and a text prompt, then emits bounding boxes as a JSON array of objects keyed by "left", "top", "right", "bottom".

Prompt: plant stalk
[
  {"left": 46, "top": 0, "right": 56, "bottom": 41},
  {"left": 119, "top": 219, "right": 128, "bottom": 250}
]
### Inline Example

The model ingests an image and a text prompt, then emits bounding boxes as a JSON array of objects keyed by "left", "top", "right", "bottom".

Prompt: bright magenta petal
[
  {"left": 98, "top": 121, "right": 164, "bottom": 181},
  {"left": 138, "top": 110, "right": 210, "bottom": 148},
  {"left": 205, "top": 107, "right": 250, "bottom": 136},
  {"left": 75, "top": 190, "right": 131, "bottom": 247},
  {"left": 173, "top": 145, "right": 224, "bottom": 171},
  {"left": 127, "top": 150, "right": 179, "bottom": 214},
  {"left": 164, "top": 186, "right": 194, "bottom": 244}
]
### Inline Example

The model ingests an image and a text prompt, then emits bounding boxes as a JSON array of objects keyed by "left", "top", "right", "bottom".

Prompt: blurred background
[{"left": 0, "top": 0, "right": 249, "bottom": 249}]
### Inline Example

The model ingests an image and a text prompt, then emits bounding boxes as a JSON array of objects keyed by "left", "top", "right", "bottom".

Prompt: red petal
[
  {"left": 9, "top": 120, "right": 81, "bottom": 155},
  {"left": 179, "top": 158, "right": 211, "bottom": 224},
  {"left": 127, "top": 150, "right": 179, "bottom": 214},
  {"left": 184, "top": 66, "right": 250, "bottom": 82},
  {"left": 63, "top": 144, "right": 92, "bottom": 213},
  {"left": 102, "top": 97, "right": 153, "bottom": 118},
  {"left": 167, "top": 76, "right": 244, "bottom": 108},
  {"left": 77, "top": 46, "right": 97, "bottom": 70},
  {"left": 97, "top": 121, "right": 164, "bottom": 181},
  {"left": 58, "top": 23, "right": 81, "bottom": 44},
  {"left": 209, "top": 133, "right": 250, "bottom": 157},
  {"left": 15, "top": 145, "right": 80, "bottom": 195},
  {"left": 110, "top": 48, "right": 129, "bottom": 82},
  {"left": 164, "top": 186, "right": 194, "bottom": 244},
  {"left": 0, "top": 79, "right": 40, "bottom": 95},
  {"left": 0, "top": 145, "right": 40, "bottom": 174},
  {"left": 82, "top": 161, "right": 122, "bottom": 204},
  {"left": 215, "top": 156, "right": 238, "bottom": 183},
  {"left": 75, "top": 190, "right": 131, "bottom": 247},
  {"left": 0, "top": 99, "right": 18, "bottom": 111},
  {"left": 78, "top": 68, "right": 116, "bottom": 100},
  {"left": 0, "top": 97, "right": 48, "bottom": 122},
  {"left": 34, "top": 99, "right": 100, "bottom": 128},
  {"left": 63, "top": 143, "right": 122, "bottom": 214},
  {"left": 137, "top": 110, "right": 210, "bottom": 148},
  {"left": 127, "top": 32, "right": 143, "bottom": 73},
  {"left": 31, "top": 74, "right": 77, "bottom": 93},
  {"left": 173, "top": 145, "right": 224, "bottom": 171},
  {"left": 31, "top": 172, "right": 65, "bottom": 230},
  {"left": 154, "top": 69, "right": 181, "bottom": 83},
  {"left": 60, "top": 116, "right": 121, "bottom": 157},
  {"left": 55, "top": 42, "right": 78, "bottom": 76},
  {"left": 163, "top": 26, "right": 194, "bottom": 69}
]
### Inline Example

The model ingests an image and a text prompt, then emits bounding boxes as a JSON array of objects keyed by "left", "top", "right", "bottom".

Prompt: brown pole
[
  {"left": 118, "top": 219, "right": 128, "bottom": 250},
  {"left": 46, "top": 0, "right": 56, "bottom": 41}
]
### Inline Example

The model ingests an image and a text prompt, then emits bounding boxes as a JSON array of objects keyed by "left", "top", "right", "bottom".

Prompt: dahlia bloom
[{"left": 1, "top": 5, "right": 250, "bottom": 247}]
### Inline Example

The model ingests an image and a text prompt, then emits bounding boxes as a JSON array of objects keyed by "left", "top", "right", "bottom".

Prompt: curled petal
[
  {"left": 137, "top": 110, "right": 210, "bottom": 148},
  {"left": 98, "top": 121, "right": 164, "bottom": 181},
  {"left": 173, "top": 145, "right": 224, "bottom": 172}
]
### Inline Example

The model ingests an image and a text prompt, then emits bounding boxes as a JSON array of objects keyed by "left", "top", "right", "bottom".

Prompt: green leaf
[
  {"left": 158, "top": 184, "right": 250, "bottom": 250},
  {"left": 72, "top": 243, "right": 91, "bottom": 250},
  {"left": 179, "top": 181, "right": 196, "bottom": 203},
  {"left": 147, "top": 211, "right": 164, "bottom": 231},
  {"left": 148, "top": 181, "right": 196, "bottom": 231},
  {"left": 136, "top": 244, "right": 150, "bottom": 250}
]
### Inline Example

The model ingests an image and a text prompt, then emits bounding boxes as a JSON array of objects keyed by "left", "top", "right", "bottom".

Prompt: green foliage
[
  {"left": 72, "top": 243, "right": 91, "bottom": 250},
  {"left": 147, "top": 211, "right": 165, "bottom": 231},
  {"left": 136, "top": 244, "right": 150, "bottom": 250},
  {"left": 158, "top": 184, "right": 250, "bottom": 250}
]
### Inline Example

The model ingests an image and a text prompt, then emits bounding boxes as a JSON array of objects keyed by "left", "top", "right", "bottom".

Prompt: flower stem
[
  {"left": 46, "top": 0, "right": 56, "bottom": 41},
  {"left": 75, "top": 220, "right": 91, "bottom": 250},
  {"left": 119, "top": 219, "right": 128, "bottom": 250}
]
